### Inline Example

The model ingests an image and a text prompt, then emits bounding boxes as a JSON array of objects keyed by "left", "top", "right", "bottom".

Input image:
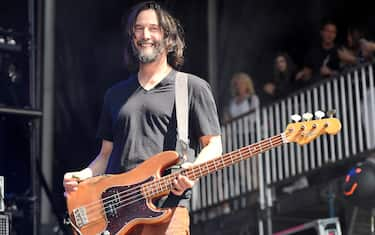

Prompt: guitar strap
[
  {"left": 157, "top": 72, "right": 192, "bottom": 208},
  {"left": 175, "top": 71, "right": 192, "bottom": 163},
  {"left": 155, "top": 72, "right": 194, "bottom": 208}
]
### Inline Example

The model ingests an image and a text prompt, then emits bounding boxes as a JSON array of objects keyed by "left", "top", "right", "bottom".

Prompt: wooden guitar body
[{"left": 66, "top": 151, "right": 180, "bottom": 235}]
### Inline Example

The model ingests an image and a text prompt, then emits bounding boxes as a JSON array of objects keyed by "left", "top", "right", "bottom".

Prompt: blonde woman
[{"left": 224, "top": 72, "right": 260, "bottom": 121}]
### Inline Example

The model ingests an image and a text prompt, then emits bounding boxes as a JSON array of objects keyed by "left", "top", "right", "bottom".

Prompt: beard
[{"left": 132, "top": 39, "right": 166, "bottom": 64}]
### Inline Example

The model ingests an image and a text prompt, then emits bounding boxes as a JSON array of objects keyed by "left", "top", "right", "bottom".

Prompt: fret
[
  {"left": 269, "top": 138, "right": 273, "bottom": 148},
  {"left": 205, "top": 162, "right": 210, "bottom": 175},
  {"left": 192, "top": 167, "right": 199, "bottom": 179},
  {"left": 157, "top": 180, "right": 163, "bottom": 193},
  {"left": 150, "top": 184, "right": 156, "bottom": 196},
  {"left": 162, "top": 179, "right": 168, "bottom": 192},
  {"left": 195, "top": 166, "right": 201, "bottom": 179},
  {"left": 198, "top": 165, "right": 203, "bottom": 177},
  {"left": 221, "top": 156, "right": 226, "bottom": 168},
  {"left": 143, "top": 185, "right": 150, "bottom": 197},
  {"left": 164, "top": 177, "right": 170, "bottom": 192},
  {"left": 239, "top": 149, "right": 243, "bottom": 161},
  {"left": 252, "top": 145, "right": 256, "bottom": 154},
  {"left": 160, "top": 180, "right": 166, "bottom": 193},
  {"left": 153, "top": 183, "right": 158, "bottom": 195},
  {"left": 230, "top": 153, "right": 235, "bottom": 163},
  {"left": 247, "top": 145, "right": 252, "bottom": 156},
  {"left": 213, "top": 159, "right": 218, "bottom": 171}
]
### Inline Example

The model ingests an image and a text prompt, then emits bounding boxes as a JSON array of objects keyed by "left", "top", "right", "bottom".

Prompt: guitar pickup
[{"left": 73, "top": 207, "right": 89, "bottom": 228}]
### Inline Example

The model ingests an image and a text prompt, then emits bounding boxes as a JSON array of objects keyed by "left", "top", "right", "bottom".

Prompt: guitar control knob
[
  {"left": 291, "top": 114, "right": 301, "bottom": 122},
  {"left": 102, "top": 231, "right": 110, "bottom": 235},
  {"left": 314, "top": 110, "right": 325, "bottom": 119},
  {"left": 302, "top": 112, "right": 313, "bottom": 121}
]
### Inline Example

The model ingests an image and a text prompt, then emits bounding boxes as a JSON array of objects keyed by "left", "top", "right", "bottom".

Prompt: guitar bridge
[{"left": 73, "top": 207, "right": 88, "bottom": 228}]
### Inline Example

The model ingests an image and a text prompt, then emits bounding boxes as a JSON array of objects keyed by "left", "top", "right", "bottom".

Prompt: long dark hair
[
  {"left": 123, "top": 1, "right": 185, "bottom": 70},
  {"left": 273, "top": 52, "right": 296, "bottom": 82}
]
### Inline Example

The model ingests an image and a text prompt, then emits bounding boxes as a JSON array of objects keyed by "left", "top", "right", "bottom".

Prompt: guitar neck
[
  {"left": 143, "top": 133, "right": 286, "bottom": 198},
  {"left": 185, "top": 133, "right": 286, "bottom": 180}
]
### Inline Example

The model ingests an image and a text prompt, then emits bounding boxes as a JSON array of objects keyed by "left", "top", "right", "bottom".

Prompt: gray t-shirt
[
  {"left": 97, "top": 69, "right": 220, "bottom": 172},
  {"left": 96, "top": 70, "right": 221, "bottom": 206}
]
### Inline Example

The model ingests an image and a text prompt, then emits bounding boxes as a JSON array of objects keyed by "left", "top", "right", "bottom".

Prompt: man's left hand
[{"left": 171, "top": 162, "right": 196, "bottom": 196}]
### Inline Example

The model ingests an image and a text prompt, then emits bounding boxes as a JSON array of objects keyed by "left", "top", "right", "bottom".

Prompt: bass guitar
[{"left": 66, "top": 116, "right": 341, "bottom": 235}]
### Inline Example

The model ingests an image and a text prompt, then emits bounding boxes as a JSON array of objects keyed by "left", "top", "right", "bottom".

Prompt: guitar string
[
  {"left": 81, "top": 135, "right": 283, "bottom": 215},
  {"left": 79, "top": 135, "right": 284, "bottom": 220},
  {"left": 82, "top": 136, "right": 285, "bottom": 226},
  {"left": 79, "top": 135, "right": 284, "bottom": 219},
  {"left": 84, "top": 137, "right": 285, "bottom": 226}
]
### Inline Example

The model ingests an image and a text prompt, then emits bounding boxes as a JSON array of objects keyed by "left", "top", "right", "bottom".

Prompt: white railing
[{"left": 191, "top": 63, "right": 375, "bottom": 214}]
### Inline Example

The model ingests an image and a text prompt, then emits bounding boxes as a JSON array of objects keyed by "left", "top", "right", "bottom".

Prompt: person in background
[
  {"left": 338, "top": 26, "right": 373, "bottom": 69},
  {"left": 359, "top": 38, "right": 375, "bottom": 61},
  {"left": 263, "top": 52, "right": 297, "bottom": 102},
  {"left": 223, "top": 72, "right": 259, "bottom": 122},
  {"left": 296, "top": 20, "right": 340, "bottom": 82}
]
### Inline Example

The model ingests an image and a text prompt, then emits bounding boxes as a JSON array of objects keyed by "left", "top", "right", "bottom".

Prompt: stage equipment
[{"left": 274, "top": 217, "right": 342, "bottom": 235}]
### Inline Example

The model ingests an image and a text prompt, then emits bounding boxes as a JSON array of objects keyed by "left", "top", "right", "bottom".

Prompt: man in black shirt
[
  {"left": 63, "top": 2, "right": 222, "bottom": 234},
  {"left": 296, "top": 21, "right": 340, "bottom": 82}
]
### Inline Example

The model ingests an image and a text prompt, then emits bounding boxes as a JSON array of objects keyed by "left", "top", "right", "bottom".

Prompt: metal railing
[{"left": 191, "top": 63, "right": 375, "bottom": 215}]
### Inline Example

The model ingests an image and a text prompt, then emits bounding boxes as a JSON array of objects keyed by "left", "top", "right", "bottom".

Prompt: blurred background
[{"left": 1, "top": 0, "right": 375, "bottom": 234}]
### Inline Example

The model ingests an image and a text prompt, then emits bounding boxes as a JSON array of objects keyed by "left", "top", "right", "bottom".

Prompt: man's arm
[
  {"left": 63, "top": 140, "right": 113, "bottom": 194},
  {"left": 171, "top": 135, "right": 222, "bottom": 196},
  {"left": 361, "top": 39, "right": 375, "bottom": 58},
  {"left": 194, "top": 135, "right": 222, "bottom": 164},
  {"left": 87, "top": 140, "right": 113, "bottom": 176}
]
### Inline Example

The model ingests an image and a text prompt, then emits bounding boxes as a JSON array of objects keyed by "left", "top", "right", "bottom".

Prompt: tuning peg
[
  {"left": 302, "top": 112, "right": 313, "bottom": 121},
  {"left": 314, "top": 110, "right": 325, "bottom": 119},
  {"left": 327, "top": 109, "right": 336, "bottom": 118},
  {"left": 291, "top": 114, "right": 302, "bottom": 122}
]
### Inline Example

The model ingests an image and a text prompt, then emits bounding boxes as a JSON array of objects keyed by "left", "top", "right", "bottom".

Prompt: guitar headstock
[{"left": 284, "top": 111, "right": 342, "bottom": 145}]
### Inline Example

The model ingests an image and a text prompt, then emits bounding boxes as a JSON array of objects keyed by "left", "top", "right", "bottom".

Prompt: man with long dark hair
[{"left": 63, "top": 1, "right": 222, "bottom": 234}]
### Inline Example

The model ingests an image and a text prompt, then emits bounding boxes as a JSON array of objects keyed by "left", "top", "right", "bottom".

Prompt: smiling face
[{"left": 132, "top": 9, "right": 166, "bottom": 64}]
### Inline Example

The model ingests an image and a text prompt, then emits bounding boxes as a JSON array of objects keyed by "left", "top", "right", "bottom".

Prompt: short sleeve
[
  {"left": 96, "top": 90, "right": 113, "bottom": 141},
  {"left": 189, "top": 77, "right": 221, "bottom": 139}
]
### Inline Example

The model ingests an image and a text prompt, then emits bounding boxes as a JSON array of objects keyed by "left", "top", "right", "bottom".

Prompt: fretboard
[{"left": 143, "top": 133, "right": 286, "bottom": 198}]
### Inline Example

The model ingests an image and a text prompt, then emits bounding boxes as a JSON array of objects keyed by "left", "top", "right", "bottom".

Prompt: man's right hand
[{"left": 63, "top": 168, "right": 93, "bottom": 196}]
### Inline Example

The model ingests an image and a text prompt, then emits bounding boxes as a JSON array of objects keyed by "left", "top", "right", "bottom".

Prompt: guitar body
[{"left": 66, "top": 151, "right": 180, "bottom": 235}]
